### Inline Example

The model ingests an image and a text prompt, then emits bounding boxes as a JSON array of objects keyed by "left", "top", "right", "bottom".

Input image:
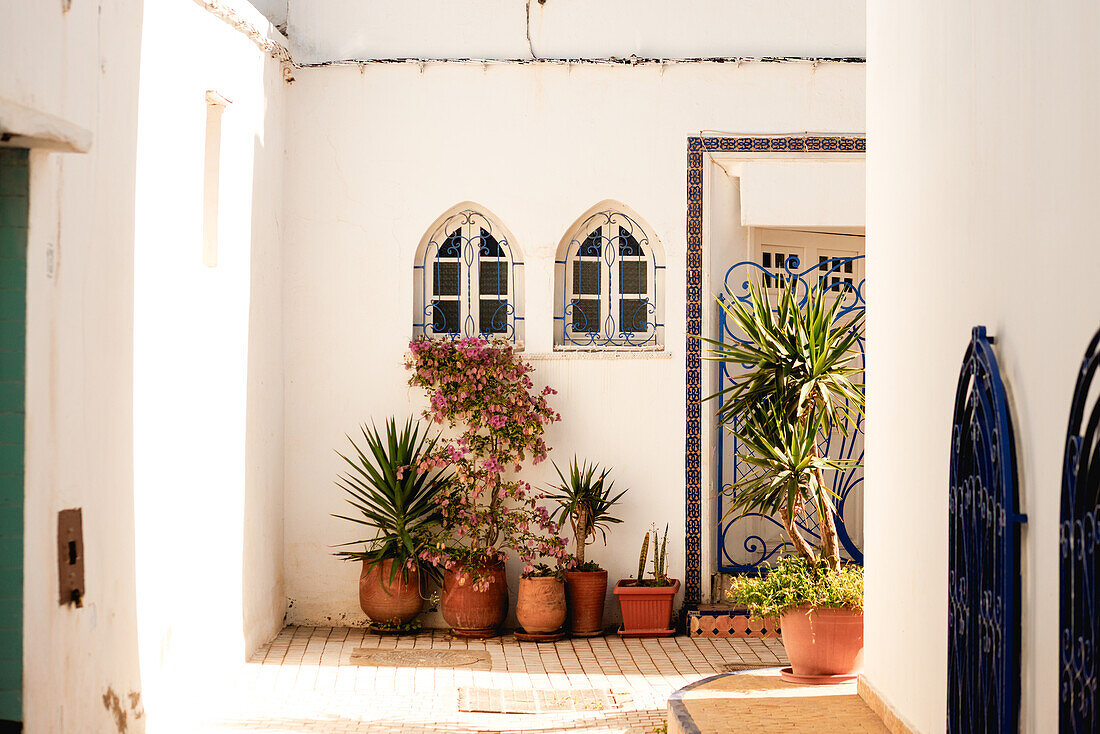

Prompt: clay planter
[
  {"left": 613, "top": 578, "right": 680, "bottom": 636},
  {"left": 778, "top": 606, "right": 864, "bottom": 684},
  {"left": 564, "top": 569, "right": 608, "bottom": 635},
  {"left": 516, "top": 575, "right": 567, "bottom": 634},
  {"left": 441, "top": 560, "right": 509, "bottom": 638},
  {"left": 359, "top": 559, "right": 423, "bottom": 626}
]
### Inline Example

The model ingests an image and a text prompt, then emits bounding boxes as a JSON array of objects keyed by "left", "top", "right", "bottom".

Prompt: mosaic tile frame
[{"left": 683, "top": 135, "right": 867, "bottom": 605}]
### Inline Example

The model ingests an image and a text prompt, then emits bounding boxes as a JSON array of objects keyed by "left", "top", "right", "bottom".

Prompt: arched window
[
  {"left": 414, "top": 205, "right": 524, "bottom": 343},
  {"left": 555, "top": 204, "right": 663, "bottom": 348}
]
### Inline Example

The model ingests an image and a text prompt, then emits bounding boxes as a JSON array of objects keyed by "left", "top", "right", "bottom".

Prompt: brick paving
[{"left": 196, "top": 626, "right": 788, "bottom": 733}]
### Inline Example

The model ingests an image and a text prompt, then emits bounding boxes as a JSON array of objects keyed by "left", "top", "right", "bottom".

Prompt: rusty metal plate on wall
[{"left": 57, "top": 508, "right": 84, "bottom": 606}]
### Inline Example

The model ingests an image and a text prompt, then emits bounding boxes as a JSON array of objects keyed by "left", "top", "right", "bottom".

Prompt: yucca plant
[
  {"left": 332, "top": 417, "right": 451, "bottom": 584},
  {"left": 547, "top": 457, "right": 627, "bottom": 569},
  {"left": 703, "top": 276, "right": 864, "bottom": 571}
]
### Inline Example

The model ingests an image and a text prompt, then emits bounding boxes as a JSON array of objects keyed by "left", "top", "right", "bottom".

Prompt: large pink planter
[
  {"left": 779, "top": 606, "right": 864, "bottom": 683},
  {"left": 613, "top": 578, "right": 680, "bottom": 635}
]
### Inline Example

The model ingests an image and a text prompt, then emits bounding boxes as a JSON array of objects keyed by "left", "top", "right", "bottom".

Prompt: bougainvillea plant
[{"left": 405, "top": 337, "right": 568, "bottom": 590}]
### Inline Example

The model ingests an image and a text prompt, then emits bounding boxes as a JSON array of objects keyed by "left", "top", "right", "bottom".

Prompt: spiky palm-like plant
[
  {"left": 547, "top": 457, "right": 627, "bottom": 568},
  {"left": 704, "top": 277, "right": 864, "bottom": 571},
  {"left": 332, "top": 418, "right": 451, "bottom": 584}
]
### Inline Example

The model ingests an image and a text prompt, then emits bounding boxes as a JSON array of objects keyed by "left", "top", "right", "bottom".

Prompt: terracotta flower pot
[
  {"left": 564, "top": 569, "right": 608, "bottom": 635},
  {"left": 613, "top": 578, "right": 680, "bottom": 636},
  {"left": 359, "top": 559, "right": 423, "bottom": 626},
  {"left": 779, "top": 606, "right": 864, "bottom": 683},
  {"left": 516, "top": 575, "right": 567, "bottom": 634},
  {"left": 441, "top": 560, "right": 509, "bottom": 638}
]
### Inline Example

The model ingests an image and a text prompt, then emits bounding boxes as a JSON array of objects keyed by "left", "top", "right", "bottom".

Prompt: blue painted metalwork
[
  {"left": 1060, "top": 327, "right": 1100, "bottom": 732},
  {"left": 555, "top": 209, "right": 663, "bottom": 348},
  {"left": 948, "top": 326, "right": 1026, "bottom": 734},
  {"left": 414, "top": 208, "right": 524, "bottom": 342},
  {"left": 714, "top": 255, "right": 865, "bottom": 574}
]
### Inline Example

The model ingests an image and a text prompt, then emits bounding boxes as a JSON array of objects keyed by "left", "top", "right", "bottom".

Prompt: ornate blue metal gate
[
  {"left": 715, "top": 256, "right": 865, "bottom": 573},
  {"left": 1060, "top": 327, "right": 1100, "bottom": 732},
  {"left": 948, "top": 326, "right": 1026, "bottom": 733}
]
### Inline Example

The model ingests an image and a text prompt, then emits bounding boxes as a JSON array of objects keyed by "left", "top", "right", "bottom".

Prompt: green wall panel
[{"left": 0, "top": 147, "right": 27, "bottom": 724}]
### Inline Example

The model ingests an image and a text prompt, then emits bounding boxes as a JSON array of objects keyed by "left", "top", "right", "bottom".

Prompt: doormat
[
  {"left": 457, "top": 687, "right": 619, "bottom": 714},
  {"left": 349, "top": 649, "right": 491, "bottom": 669},
  {"left": 720, "top": 662, "right": 779, "bottom": 672}
]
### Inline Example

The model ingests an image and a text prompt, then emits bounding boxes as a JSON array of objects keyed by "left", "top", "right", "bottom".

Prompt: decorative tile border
[
  {"left": 683, "top": 135, "right": 866, "bottom": 604},
  {"left": 687, "top": 609, "right": 781, "bottom": 639}
]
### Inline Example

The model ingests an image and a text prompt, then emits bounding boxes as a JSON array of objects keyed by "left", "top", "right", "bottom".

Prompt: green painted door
[{"left": 0, "top": 148, "right": 27, "bottom": 725}]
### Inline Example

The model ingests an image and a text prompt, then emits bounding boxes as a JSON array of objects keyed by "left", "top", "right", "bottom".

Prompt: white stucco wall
[
  {"left": 132, "top": 1, "right": 288, "bottom": 727},
  {"left": 2, "top": 1, "right": 146, "bottom": 730},
  {"left": 865, "top": 2, "right": 1100, "bottom": 731},
  {"left": 281, "top": 59, "right": 865, "bottom": 627},
  {"left": 2, "top": 0, "right": 288, "bottom": 730},
  {"left": 285, "top": 0, "right": 865, "bottom": 64}
]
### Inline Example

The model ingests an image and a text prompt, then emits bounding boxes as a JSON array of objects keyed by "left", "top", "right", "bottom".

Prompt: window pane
[
  {"left": 579, "top": 229, "right": 602, "bottom": 257},
  {"left": 619, "top": 260, "right": 647, "bottom": 294},
  {"left": 439, "top": 229, "right": 462, "bottom": 258},
  {"left": 431, "top": 300, "right": 459, "bottom": 334},
  {"left": 479, "top": 261, "right": 508, "bottom": 295},
  {"left": 570, "top": 299, "right": 600, "bottom": 333},
  {"left": 433, "top": 261, "right": 459, "bottom": 296},
  {"left": 618, "top": 227, "right": 643, "bottom": 256},
  {"left": 479, "top": 228, "right": 503, "bottom": 258},
  {"left": 620, "top": 299, "right": 649, "bottom": 333},
  {"left": 479, "top": 299, "right": 508, "bottom": 334},
  {"left": 573, "top": 260, "right": 601, "bottom": 295}
]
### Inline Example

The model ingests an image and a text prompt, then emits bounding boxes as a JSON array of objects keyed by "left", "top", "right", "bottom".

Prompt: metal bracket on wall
[{"left": 57, "top": 508, "right": 84, "bottom": 606}]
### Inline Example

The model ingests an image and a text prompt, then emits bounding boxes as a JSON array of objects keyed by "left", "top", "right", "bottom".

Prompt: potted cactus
[{"left": 613, "top": 524, "right": 679, "bottom": 636}]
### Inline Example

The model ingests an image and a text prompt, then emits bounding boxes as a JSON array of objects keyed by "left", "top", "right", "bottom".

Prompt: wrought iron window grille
[
  {"left": 714, "top": 255, "right": 865, "bottom": 574},
  {"left": 1060, "top": 326, "right": 1100, "bottom": 732},
  {"left": 413, "top": 208, "right": 524, "bottom": 344},
  {"left": 555, "top": 208, "right": 664, "bottom": 349}
]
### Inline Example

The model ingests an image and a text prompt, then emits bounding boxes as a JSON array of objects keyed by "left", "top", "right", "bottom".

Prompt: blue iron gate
[
  {"left": 1060, "top": 327, "right": 1100, "bottom": 732},
  {"left": 947, "top": 326, "right": 1026, "bottom": 733},
  {"left": 715, "top": 256, "right": 865, "bottom": 573}
]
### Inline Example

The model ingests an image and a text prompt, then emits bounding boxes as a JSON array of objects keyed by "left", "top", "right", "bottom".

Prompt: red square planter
[{"left": 613, "top": 578, "right": 680, "bottom": 635}]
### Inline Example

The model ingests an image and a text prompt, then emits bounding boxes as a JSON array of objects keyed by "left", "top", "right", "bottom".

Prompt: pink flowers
[{"left": 406, "top": 337, "right": 567, "bottom": 579}]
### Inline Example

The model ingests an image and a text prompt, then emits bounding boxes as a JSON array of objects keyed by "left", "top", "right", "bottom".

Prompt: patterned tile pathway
[{"left": 196, "top": 626, "right": 788, "bottom": 733}]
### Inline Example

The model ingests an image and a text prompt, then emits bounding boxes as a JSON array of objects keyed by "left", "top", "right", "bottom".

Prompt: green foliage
[
  {"left": 547, "top": 457, "right": 627, "bottom": 568},
  {"left": 369, "top": 617, "right": 423, "bottom": 634},
  {"left": 629, "top": 523, "right": 674, "bottom": 587},
  {"left": 702, "top": 277, "right": 865, "bottom": 568},
  {"left": 331, "top": 417, "right": 451, "bottom": 584},
  {"left": 726, "top": 556, "right": 864, "bottom": 619},
  {"left": 637, "top": 530, "right": 649, "bottom": 581},
  {"left": 521, "top": 563, "right": 564, "bottom": 580},
  {"left": 651, "top": 523, "right": 668, "bottom": 579}
]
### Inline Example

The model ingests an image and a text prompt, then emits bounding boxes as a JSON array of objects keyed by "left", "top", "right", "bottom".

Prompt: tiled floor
[{"left": 197, "top": 626, "right": 788, "bottom": 733}]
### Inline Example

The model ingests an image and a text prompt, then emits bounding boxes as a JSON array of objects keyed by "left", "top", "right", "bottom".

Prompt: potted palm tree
[
  {"left": 547, "top": 458, "right": 627, "bottom": 636},
  {"left": 706, "top": 274, "right": 865, "bottom": 683},
  {"left": 332, "top": 418, "right": 450, "bottom": 632}
]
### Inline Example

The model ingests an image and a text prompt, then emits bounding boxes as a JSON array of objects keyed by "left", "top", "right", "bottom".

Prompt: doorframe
[{"left": 683, "top": 135, "right": 866, "bottom": 605}]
